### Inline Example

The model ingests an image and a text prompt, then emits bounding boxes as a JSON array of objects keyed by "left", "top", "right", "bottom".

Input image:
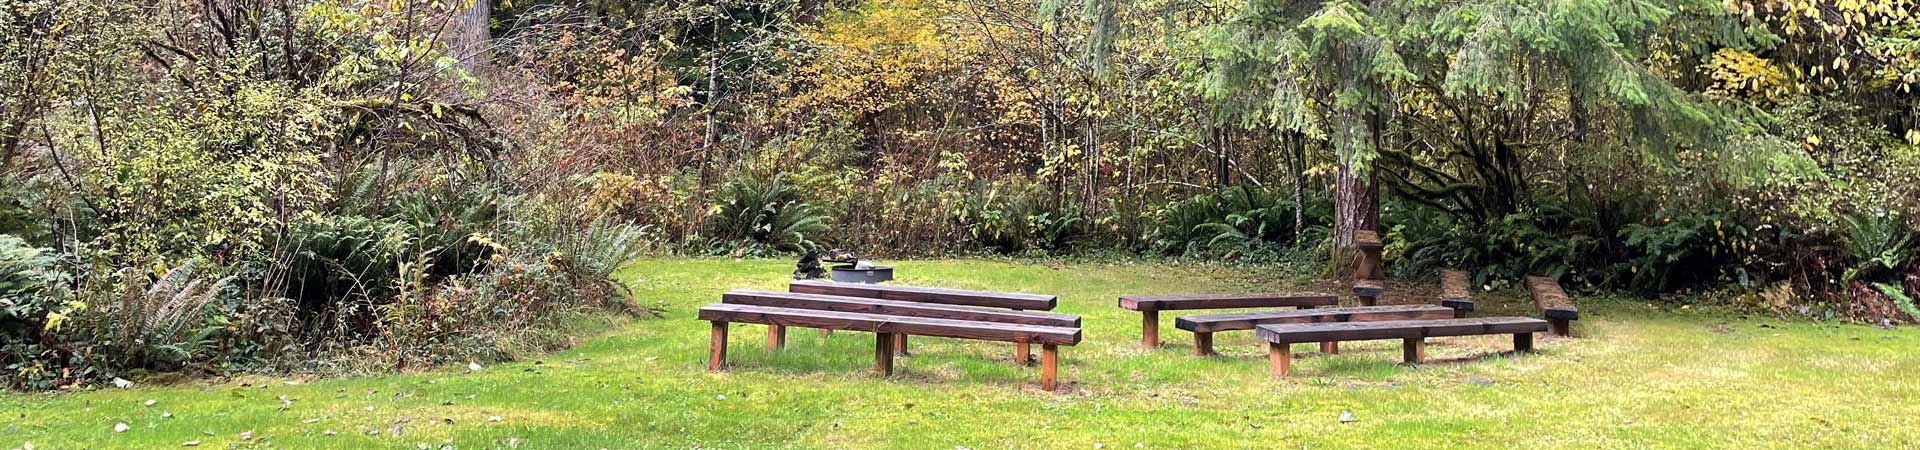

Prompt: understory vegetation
[{"left": 2, "top": 0, "right": 1918, "bottom": 389}]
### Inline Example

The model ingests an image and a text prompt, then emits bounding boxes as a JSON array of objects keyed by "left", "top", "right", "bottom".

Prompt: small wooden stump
[{"left": 708, "top": 322, "right": 729, "bottom": 371}]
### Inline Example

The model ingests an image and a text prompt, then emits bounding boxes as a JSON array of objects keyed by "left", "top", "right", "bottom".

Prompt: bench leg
[
  {"left": 1358, "top": 295, "right": 1378, "bottom": 307},
  {"left": 1514, "top": 332, "right": 1534, "bottom": 353},
  {"left": 1040, "top": 344, "right": 1059, "bottom": 391},
  {"left": 1142, "top": 310, "right": 1160, "bottom": 348},
  {"left": 895, "top": 333, "right": 909, "bottom": 357},
  {"left": 767, "top": 325, "right": 786, "bottom": 351},
  {"left": 1016, "top": 342, "right": 1032, "bottom": 366},
  {"left": 1402, "top": 338, "right": 1424, "bottom": 364},
  {"left": 819, "top": 328, "right": 833, "bottom": 338},
  {"left": 1550, "top": 319, "right": 1572, "bottom": 337},
  {"left": 1320, "top": 341, "right": 1339, "bottom": 354},
  {"left": 874, "top": 333, "right": 895, "bottom": 376},
  {"left": 1268, "top": 342, "right": 1292, "bottom": 377},
  {"left": 1193, "top": 332, "right": 1214, "bottom": 356},
  {"left": 1454, "top": 309, "right": 1469, "bottom": 319},
  {"left": 708, "top": 322, "right": 729, "bottom": 371}
]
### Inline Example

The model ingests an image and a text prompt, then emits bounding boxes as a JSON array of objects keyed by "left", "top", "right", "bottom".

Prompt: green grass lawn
[{"left": 4, "top": 258, "right": 1917, "bottom": 449}]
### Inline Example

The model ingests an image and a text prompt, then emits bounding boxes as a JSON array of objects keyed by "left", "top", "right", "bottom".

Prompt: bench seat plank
[
  {"left": 1526, "top": 276, "right": 1578, "bottom": 320},
  {"left": 1257, "top": 317, "right": 1549, "bottom": 344},
  {"left": 1118, "top": 293, "right": 1337, "bottom": 311},
  {"left": 1175, "top": 305, "right": 1455, "bottom": 333},
  {"left": 1439, "top": 270, "right": 1475, "bottom": 314},
  {"left": 723, "top": 290, "right": 1080, "bottom": 327},
  {"left": 699, "top": 304, "right": 1081, "bottom": 346},
  {"left": 790, "top": 279, "right": 1056, "bottom": 310}
]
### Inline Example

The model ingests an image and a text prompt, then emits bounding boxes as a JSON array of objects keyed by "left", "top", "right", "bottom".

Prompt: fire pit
[{"left": 830, "top": 263, "right": 894, "bottom": 284}]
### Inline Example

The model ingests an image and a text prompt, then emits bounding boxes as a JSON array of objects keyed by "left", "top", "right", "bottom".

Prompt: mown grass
[{"left": 3, "top": 258, "right": 1917, "bottom": 449}]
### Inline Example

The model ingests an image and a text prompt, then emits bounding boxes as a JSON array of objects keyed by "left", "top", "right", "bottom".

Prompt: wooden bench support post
[
  {"left": 1402, "top": 338, "right": 1424, "bottom": 364},
  {"left": 819, "top": 328, "right": 832, "bottom": 338},
  {"left": 1142, "top": 310, "right": 1160, "bottom": 348},
  {"left": 1549, "top": 319, "right": 1571, "bottom": 337},
  {"left": 1268, "top": 342, "right": 1292, "bottom": 377},
  {"left": 874, "top": 333, "right": 896, "bottom": 376},
  {"left": 708, "top": 322, "right": 729, "bottom": 371},
  {"left": 1193, "top": 332, "right": 1214, "bottom": 356},
  {"left": 1320, "top": 341, "right": 1339, "bottom": 354},
  {"left": 1040, "top": 344, "right": 1059, "bottom": 391},
  {"left": 894, "top": 333, "right": 909, "bottom": 357},
  {"left": 1514, "top": 332, "right": 1534, "bottom": 353},
  {"left": 767, "top": 324, "right": 786, "bottom": 351}
]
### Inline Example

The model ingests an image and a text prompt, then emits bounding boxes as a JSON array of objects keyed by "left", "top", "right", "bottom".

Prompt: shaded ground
[{"left": 4, "top": 258, "right": 1916, "bottom": 449}]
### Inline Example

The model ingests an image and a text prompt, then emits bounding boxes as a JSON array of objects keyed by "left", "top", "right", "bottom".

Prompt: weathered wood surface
[
  {"left": 789, "top": 279, "right": 1056, "bottom": 310},
  {"left": 699, "top": 303, "right": 1081, "bottom": 345},
  {"left": 1352, "top": 230, "right": 1383, "bottom": 250},
  {"left": 1526, "top": 275, "right": 1578, "bottom": 336},
  {"left": 1117, "top": 293, "right": 1338, "bottom": 311},
  {"left": 1525, "top": 276, "right": 1578, "bottom": 320},
  {"left": 1350, "top": 279, "right": 1386, "bottom": 302},
  {"left": 724, "top": 290, "right": 1080, "bottom": 327},
  {"left": 1439, "top": 270, "right": 1475, "bottom": 315},
  {"left": 1256, "top": 317, "right": 1549, "bottom": 344},
  {"left": 1175, "top": 304, "right": 1455, "bottom": 333}
]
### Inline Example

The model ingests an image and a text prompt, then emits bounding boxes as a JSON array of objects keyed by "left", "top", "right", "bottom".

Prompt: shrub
[
  {"left": 702, "top": 174, "right": 830, "bottom": 256},
  {"left": 0, "top": 235, "right": 79, "bottom": 389},
  {"left": 1153, "top": 186, "right": 1326, "bottom": 259}
]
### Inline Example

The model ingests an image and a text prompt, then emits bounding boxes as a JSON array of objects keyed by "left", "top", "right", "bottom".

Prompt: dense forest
[{"left": 2, "top": 0, "right": 1916, "bottom": 389}]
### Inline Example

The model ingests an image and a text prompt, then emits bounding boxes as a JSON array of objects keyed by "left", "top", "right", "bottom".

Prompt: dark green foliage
[
  {"left": 703, "top": 174, "right": 830, "bottom": 256},
  {"left": 1153, "top": 186, "right": 1326, "bottom": 258},
  {"left": 0, "top": 234, "right": 74, "bottom": 389}
]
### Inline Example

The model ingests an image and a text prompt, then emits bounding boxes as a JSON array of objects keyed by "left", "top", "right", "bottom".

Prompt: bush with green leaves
[
  {"left": 701, "top": 174, "right": 830, "bottom": 256},
  {"left": 1151, "top": 186, "right": 1326, "bottom": 259},
  {"left": 0, "top": 234, "right": 78, "bottom": 389}
]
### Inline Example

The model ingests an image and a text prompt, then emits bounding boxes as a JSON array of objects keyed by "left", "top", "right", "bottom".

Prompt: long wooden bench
[
  {"left": 1526, "top": 276, "right": 1578, "bottom": 336},
  {"left": 1173, "top": 304, "right": 1455, "bottom": 355},
  {"left": 790, "top": 280, "right": 1059, "bottom": 362},
  {"left": 1439, "top": 270, "right": 1475, "bottom": 317},
  {"left": 1117, "top": 292, "right": 1338, "bottom": 348},
  {"left": 699, "top": 299, "right": 1082, "bottom": 391},
  {"left": 1257, "top": 317, "right": 1549, "bottom": 377}
]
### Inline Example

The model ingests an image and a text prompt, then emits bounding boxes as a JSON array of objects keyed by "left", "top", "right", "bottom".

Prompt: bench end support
[{"left": 708, "top": 321, "right": 730, "bottom": 372}]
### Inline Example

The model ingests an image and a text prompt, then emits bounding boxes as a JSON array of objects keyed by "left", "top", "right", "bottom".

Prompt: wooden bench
[
  {"left": 1117, "top": 293, "right": 1338, "bottom": 348},
  {"left": 790, "top": 280, "right": 1059, "bottom": 362},
  {"left": 1351, "top": 230, "right": 1386, "bottom": 305},
  {"left": 1173, "top": 304, "right": 1455, "bottom": 355},
  {"left": 1257, "top": 317, "right": 1549, "bottom": 377},
  {"left": 699, "top": 298, "right": 1081, "bottom": 391},
  {"left": 1439, "top": 270, "right": 1475, "bottom": 317},
  {"left": 1526, "top": 276, "right": 1578, "bottom": 336}
]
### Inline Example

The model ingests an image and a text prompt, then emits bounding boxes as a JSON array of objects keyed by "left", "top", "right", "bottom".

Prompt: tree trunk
[{"left": 446, "top": 0, "right": 490, "bottom": 74}]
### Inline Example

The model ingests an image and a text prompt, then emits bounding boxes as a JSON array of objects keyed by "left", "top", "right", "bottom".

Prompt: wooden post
[
  {"left": 1550, "top": 319, "right": 1571, "bottom": 337},
  {"left": 1015, "top": 308, "right": 1032, "bottom": 365},
  {"left": 874, "top": 333, "right": 895, "bottom": 376},
  {"left": 1320, "top": 341, "right": 1339, "bottom": 354},
  {"left": 819, "top": 328, "right": 832, "bottom": 337},
  {"left": 708, "top": 322, "right": 729, "bottom": 371},
  {"left": 1514, "top": 332, "right": 1534, "bottom": 353},
  {"left": 1142, "top": 310, "right": 1160, "bottom": 348},
  {"left": 766, "top": 324, "right": 786, "bottom": 351},
  {"left": 1402, "top": 338, "right": 1424, "bottom": 364},
  {"left": 1040, "top": 344, "right": 1059, "bottom": 391},
  {"left": 1193, "top": 332, "right": 1214, "bottom": 356},
  {"left": 894, "top": 333, "right": 909, "bottom": 357},
  {"left": 1268, "top": 342, "right": 1292, "bottom": 377}
]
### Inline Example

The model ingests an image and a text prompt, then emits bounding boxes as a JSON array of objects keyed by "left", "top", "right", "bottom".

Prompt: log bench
[
  {"left": 1257, "top": 317, "right": 1549, "bottom": 377},
  {"left": 1173, "top": 304, "right": 1455, "bottom": 356},
  {"left": 699, "top": 298, "right": 1081, "bottom": 391},
  {"left": 790, "top": 279, "right": 1058, "bottom": 362},
  {"left": 1439, "top": 270, "right": 1475, "bottom": 317},
  {"left": 1351, "top": 230, "right": 1386, "bottom": 305},
  {"left": 1526, "top": 276, "right": 1578, "bottom": 336},
  {"left": 1117, "top": 293, "right": 1338, "bottom": 348}
]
